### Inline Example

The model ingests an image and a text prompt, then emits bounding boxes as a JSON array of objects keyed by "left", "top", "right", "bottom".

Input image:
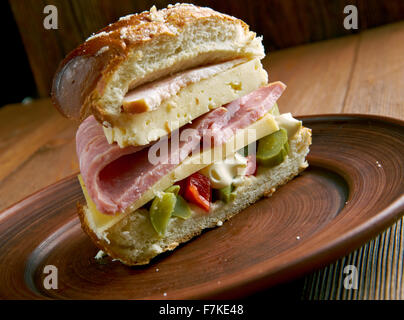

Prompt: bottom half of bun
[{"left": 78, "top": 126, "right": 312, "bottom": 266}]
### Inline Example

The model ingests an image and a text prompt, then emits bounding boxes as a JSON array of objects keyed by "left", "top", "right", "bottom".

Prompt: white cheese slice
[
  {"left": 103, "top": 58, "right": 268, "bottom": 147},
  {"left": 122, "top": 59, "right": 246, "bottom": 113},
  {"left": 80, "top": 113, "right": 279, "bottom": 238}
]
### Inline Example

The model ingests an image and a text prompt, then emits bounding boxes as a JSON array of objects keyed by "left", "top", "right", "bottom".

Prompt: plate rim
[
  {"left": 1, "top": 113, "right": 404, "bottom": 299},
  {"left": 164, "top": 113, "right": 404, "bottom": 299}
]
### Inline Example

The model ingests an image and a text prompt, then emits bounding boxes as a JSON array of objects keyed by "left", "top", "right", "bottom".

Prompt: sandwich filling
[
  {"left": 103, "top": 58, "right": 268, "bottom": 147},
  {"left": 78, "top": 82, "right": 285, "bottom": 213},
  {"left": 121, "top": 59, "right": 247, "bottom": 113},
  {"left": 51, "top": 4, "right": 311, "bottom": 265},
  {"left": 77, "top": 82, "right": 291, "bottom": 234}
]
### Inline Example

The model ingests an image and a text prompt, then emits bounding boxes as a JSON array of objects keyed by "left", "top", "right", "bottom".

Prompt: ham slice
[{"left": 77, "top": 82, "right": 286, "bottom": 214}]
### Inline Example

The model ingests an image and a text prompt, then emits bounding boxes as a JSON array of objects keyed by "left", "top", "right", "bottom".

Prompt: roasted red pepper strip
[{"left": 181, "top": 172, "right": 211, "bottom": 212}]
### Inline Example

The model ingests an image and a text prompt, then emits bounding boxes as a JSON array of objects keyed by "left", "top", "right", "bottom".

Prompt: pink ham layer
[{"left": 77, "top": 82, "right": 286, "bottom": 214}]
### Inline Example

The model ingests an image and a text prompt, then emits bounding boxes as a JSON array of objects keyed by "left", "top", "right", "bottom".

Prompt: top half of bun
[{"left": 51, "top": 3, "right": 265, "bottom": 124}]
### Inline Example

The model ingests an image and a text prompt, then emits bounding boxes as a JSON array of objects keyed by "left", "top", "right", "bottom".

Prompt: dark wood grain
[
  {"left": 0, "top": 115, "right": 403, "bottom": 299},
  {"left": 302, "top": 215, "right": 404, "bottom": 299}
]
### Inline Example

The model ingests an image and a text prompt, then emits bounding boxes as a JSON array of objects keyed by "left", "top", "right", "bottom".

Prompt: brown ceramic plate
[{"left": 0, "top": 114, "right": 403, "bottom": 300}]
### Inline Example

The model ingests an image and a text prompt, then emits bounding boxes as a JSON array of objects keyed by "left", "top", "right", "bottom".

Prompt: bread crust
[
  {"left": 77, "top": 203, "right": 136, "bottom": 264},
  {"left": 51, "top": 4, "right": 262, "bottom": 124}
]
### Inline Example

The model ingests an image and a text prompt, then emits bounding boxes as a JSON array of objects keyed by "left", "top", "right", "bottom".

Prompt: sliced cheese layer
[
  {"left": 122, "top": 59, "right": 246, "bottom": 113},
  {"left": 81, "top": 112, "right": 279, "bottom": 239},
  {"left": 103, "top": 58, "right": 268, "bottom": 147}
]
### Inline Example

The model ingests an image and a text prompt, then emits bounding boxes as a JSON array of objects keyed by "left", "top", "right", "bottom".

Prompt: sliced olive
[
  {"left": 257, "top": 128, "right": 289, "bottom": 167},
  {"left": 172, "top": 195, "right": 191, "bottom": 219},
  {"left": 284, "top": 139, "right": 290, "bottom": 155},
  {"left": 150, "top": 192, "right": 176, "bottom": 236},
  {"left": 215, "top": 184, "right": 236, "bottom": 203},
  {"left": 165, "top": 184, "right": 180, "bottom": 195}
]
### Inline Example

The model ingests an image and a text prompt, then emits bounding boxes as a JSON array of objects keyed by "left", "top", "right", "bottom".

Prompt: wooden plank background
[{"left": 9, "top": 0, "right": 404, "bottom": 97}]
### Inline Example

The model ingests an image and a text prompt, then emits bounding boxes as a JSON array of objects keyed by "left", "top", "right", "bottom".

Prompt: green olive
[
  {"left": 172, "top": 195, "right": 191, "bottom": 219},
  {"left": 150, "top": 192, "right": 176, "bottom": 236},
  {"left": 215, "top": 184, "right": 235, "bottom": 203},
  {"left": 256, "top": 128, "right": 289, "bottom": 167},
  {"left": 165, "top": 184, "right": 180, "bottom": 195}
]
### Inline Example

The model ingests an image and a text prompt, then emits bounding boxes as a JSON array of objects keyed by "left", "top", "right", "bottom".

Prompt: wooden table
[{"left": 1, "top": 21, "right": 403, "bottom": 300}]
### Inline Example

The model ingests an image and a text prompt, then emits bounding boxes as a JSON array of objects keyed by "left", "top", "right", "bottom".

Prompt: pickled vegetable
[
  {"left": 172, "top": 195, "right": 191, "bottom": 219},
  {"left": 215, "top": 185, "right": 235, "bottom": 203},
  {"left": 256, "top": 128, "right": 289, "bottom": 167},
  {"left": 182, "top": 173, "right": 211, "bottom": 212},
  {"left": 165, "top": 185, "right": 180, "bottom": 195},
  {"left": 150, "top": 192, "right": 176, "bottom": 236}
]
